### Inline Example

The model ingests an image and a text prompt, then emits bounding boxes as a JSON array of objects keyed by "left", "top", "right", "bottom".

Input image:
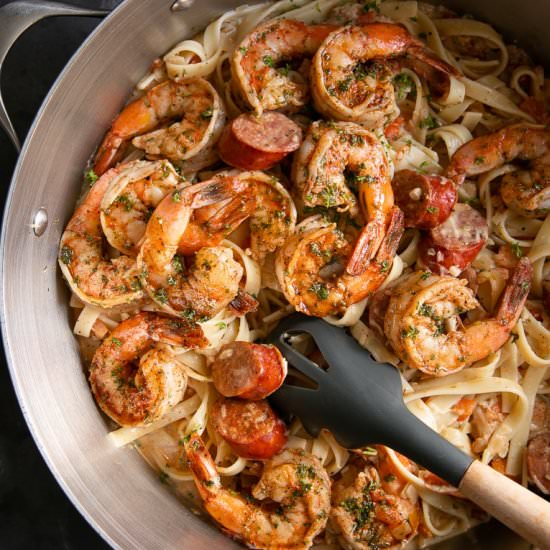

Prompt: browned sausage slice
[
  {"left": 527, "top": 432, "right": 550, "bottom": 494},
  {"left": 419, "top": 203, "right": 488, "bottom": 275},
  {"left": 218, "top": 112, "right": 302, "bottom": 170},
  {"left": 392, "top": 170, "right": 457, "bottom": 229},
  {"left": 211, "top": 342, "right": 287, "bottom": 400},
  {"left": 210, "top": 398, "right": 287, "bottom": 459}
]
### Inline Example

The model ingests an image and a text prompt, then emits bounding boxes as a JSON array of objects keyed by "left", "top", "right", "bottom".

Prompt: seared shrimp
[
  {"left": 137, "top": 179, "right": 246, "bottom": 319},
  {"left": 232, "top": 19, "right": 336, "bottom": 114},
  {"left": 89, "top": 312, "right": 207, "bottom": 426},
  {"left": 184, "top": 432, "right": 331, "bottom": 550},
  {"left": 59, "top": 167, "right": 143, "bottom": 308},
  {"left": 100, "top": 159, "right": 182, "bottom": 256},
  {"left": 330, "top": 447, "right": 420, "bottom": 550},
  {"left": 384, "top": 258, "right": 532, "bottom": 376},
  {"left": 447, "top": 124, "right": 550, "bottom": 217},
  {"left": 178, "top": 170, "right": 297, "bottom": 261},
  {"left": 93, "top": 78, "right": 225, "bottom": 175},
  {"left": 277, "top": 207, "right": 404, "bottom": 317},
  {"left": 311, "top": 23, "right": 458, "bottom": 126},
  {"left": 292, "top": 121, "right": 394, "bottom": 275}
]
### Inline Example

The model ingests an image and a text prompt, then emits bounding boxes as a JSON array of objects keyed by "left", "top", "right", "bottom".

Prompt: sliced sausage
[
  {"left": 527, "top": 432, "right": 550, "bottom": 494},
  {"left": 419, "top": 203, "right": 488, "bottom": 275},
  {"left": 210, "top": 398, "right": 287, "bottom": 459},
  {"left": 392, "top": 170, "right": 457, "bottom": 229},
  {"left": 218, "top": 112, "right": 303, "bottom": 170},
  {"left": 211, "top": 342, "right": 287, "bottom": 400}
]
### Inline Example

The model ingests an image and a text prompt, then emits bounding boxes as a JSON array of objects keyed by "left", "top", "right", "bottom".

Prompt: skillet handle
[
  {"left": 0, "top": 1, "right": 110, "bottom": 151},
  {"left": 459, "top": 460, "right": 550, "bottom": 549}
]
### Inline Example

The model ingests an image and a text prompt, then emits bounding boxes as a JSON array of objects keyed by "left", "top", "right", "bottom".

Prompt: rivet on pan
[
  {"left": 31, "top": 208, "right": 48, "bottom": 237},
  {"left": 171, "top": 0, "right": 195, "bottom": 11}
]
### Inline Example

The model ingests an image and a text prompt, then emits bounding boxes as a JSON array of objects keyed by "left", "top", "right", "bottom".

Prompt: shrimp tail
[
  {"left": 186, "top": 177, "right": 246, "bottom": 209},
  {"left": 377, "top": 206, "right": 405, "bottom": 261},
  {"left": 409, "top": 44, "right": 460, "bottom": 78},
  {"left": 184, "top": 433, "right": 222, "bottom": 493},
  {"left": 347, "top": 206, "right": 404, "bottom": 276},
  {"left": 149, "top": 315, "right": 208, "bottom": 348},
  {"left": 495, "top": 257, "right": 533, "bottom": 327},
  {"left": 93, "top": 134, "right": 125, "bottom": 176},
  {"left": 228, "top": 290, "right": 259, "bottom": 316},
  {"left": 346, "top": 219, "right": 383, "bottom": 276},
  {"left": 206, "top": 194, "right": 256, "bottom": 233}
]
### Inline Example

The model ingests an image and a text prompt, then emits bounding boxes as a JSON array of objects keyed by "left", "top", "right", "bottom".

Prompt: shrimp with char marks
[
  {"left": 59, "top": 167, "right": 143, "bottom": 308},
  {"left": 447, "top": 124, "right": 550, "bottom": 217},
  {"left": 93, "top": 77, "right": 225, "bottom": 176},
  {"left": 330, "top": 446, "right": 421, "bottom": 550},
  {"left": 384, "top": 258, "right": 533, "bottom": 376},
  {"left": 232, "top": 19, "right": 336, "bottom": 114},
  {"left": 311, "top": 23, "right": 459, "bottom": 127},
  {"left": 292, "top": 121, "right": 394, "bottom": 275},
  {"left": 276, "top": 207, "right": 403, "bottom": 317},
  {"left": 89, "top": 312, "right": 207, "bottom": 426},
  {"left": 100, "top": 159, "right": 182, "bottom": 256},
  {"left": 137, "top": 178, "right": 248, "bottom": 320},
  {"left": 184, "top": 432, "right": 331, "bottom": 550}
]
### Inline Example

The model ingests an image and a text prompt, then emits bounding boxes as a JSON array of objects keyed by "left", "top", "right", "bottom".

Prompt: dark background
[{"left": 0, "top": 1, "right": 119, "bottom": 547}]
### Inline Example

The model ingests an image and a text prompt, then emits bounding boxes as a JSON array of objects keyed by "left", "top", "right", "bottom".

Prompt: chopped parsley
[
  {"left": 419, "top": 114, "right": 439, "bottom": 130},
  {"left": 363, "top": 0, "right": 380, "bottom": 13},
  {"left": 84, "top": 169, "right": 98, "bottom": 186},
  {"left": 380, "top": 260, "right": 390, "bottom": 273},
  {"left": 172, "top": 190, "right": 181, "bottom": 202},
  {"left": 60, "top": 246, "right": 73, "bottom": 265},
  {"left": 172, "top": 255, "right": 184, "bottom": 273},
  {"left": 116, "top": 194, "right": 134, "bottom": 212},
  {"left": 310, "top": 242, "right": 323, "bottom": 256},
  {"left": 401, "top": 326, "right": 419, "bottom": 339},
  {"left": 111, "top": 337, "right": 122, "bottom": 347},
  {"left": 262, "top": 55, "right": 275, "bottom": 67},
  {"left": 510, "top": 241, "right": 523, "bottom": 258},
  {"left": 154, "top": 288, "right": 169, "bottom": 304},
  {"left": 426, "top": 205, "right": 439, "bottom": 214},
  {"left": 393, "top": 73, "right": 414, "bottom": 101},
  {"left": 200, "top": 107, "right": 213, "bottom": 119},
  {"left": 474, "top": 156, "right": 485, "bottom": 166},
  {"left": 309, "top": 282, "right": 329, "bottom": 300}
]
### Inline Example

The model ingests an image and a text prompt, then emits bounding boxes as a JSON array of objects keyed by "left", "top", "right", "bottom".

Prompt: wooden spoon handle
[{"left": 459, "top": 460, "right": 550, "bottom": 549}]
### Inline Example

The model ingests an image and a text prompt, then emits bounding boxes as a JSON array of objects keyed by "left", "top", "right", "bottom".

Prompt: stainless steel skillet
[{"left": 0, "top": 0, "right": 547, "bottom": 548}]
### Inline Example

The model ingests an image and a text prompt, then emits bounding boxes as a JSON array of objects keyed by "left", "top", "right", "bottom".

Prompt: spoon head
[{"left": 267, "top": 313, "right": 406, "bottom": 449}]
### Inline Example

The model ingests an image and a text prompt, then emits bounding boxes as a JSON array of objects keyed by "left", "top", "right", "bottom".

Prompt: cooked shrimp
[
  {"left": 232, "top": 19, "right": 336, "bottom": 114},
  {"left": 59, "top": 167, "right": 143, "bottom": 308},
  {"left": 384, "top": 258, "right": 533, "bottom": 376},
  {"left": 89, "top": 312, "right": 207, "bottom": 426},
  {"left": 447, "top": 124, "right": 550, "bottom": 217},
  {"left": 292, "top": 121, "right": 394, "bottom": 275},
  {"left": 277, "top": 207, "right": 404, "bottom": 317},
  {"left": 137, "top": 179, "right": 246, "bottom": 319},
  {"left": 330, "top": 447, "right": 420, "bottom": 550},
  {"left": 178, "top": 170, "right": 297, "bottom": 261},
  {"left": 100, "top": 159, "right": 182, "bottom": 256},
  {"left": 93, "top": 78, "right": 225, "bottom": 175},
  {"left": 311, "top": 23, "right": 459, "bottom": 126},
  {"left": 184, "top": 432, "right": 331, "bottom": 550}
]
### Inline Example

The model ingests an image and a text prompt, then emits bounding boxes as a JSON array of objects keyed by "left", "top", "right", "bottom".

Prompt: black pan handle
[{"left": 0, "top": 1, "right": 110, "bottom": 151}]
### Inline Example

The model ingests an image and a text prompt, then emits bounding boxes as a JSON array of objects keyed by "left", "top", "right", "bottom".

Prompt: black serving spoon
[{"left": 267, "top": 313, "right": 550, "bottom": 549}]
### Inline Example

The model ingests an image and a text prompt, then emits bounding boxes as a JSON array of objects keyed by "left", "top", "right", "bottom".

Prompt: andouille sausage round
[
  {"left": 210, "top": 398, "right": 287, "bottom": 459},
  {"left": 211, "top": 342, "right": 287, "bottom": 400},
  {"left": 218, "top": 112, "right": 302, "bottom": 170},
  {"left": 392, "top": 170, "right": 457, "bottom": 229},
  {"left": 419, "top": 203, "right": 488, "bottom": 275}
]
